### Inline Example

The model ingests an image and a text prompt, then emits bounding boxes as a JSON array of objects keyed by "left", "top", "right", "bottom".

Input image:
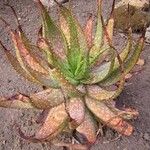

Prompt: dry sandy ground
[{"left": 0, "top": 0, "right": 150, "bottom": 149}]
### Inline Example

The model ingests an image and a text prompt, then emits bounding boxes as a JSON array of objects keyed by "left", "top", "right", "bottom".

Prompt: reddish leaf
[
  {"left": 76, "top": 111, "right": 97, "bottom": 144},
  {"left": 86, "top": 97, "right": 133, "bottom": 136},
  {"left": 12, "top": 31, "right": 48, "bottom": 75},
  {"left": 87, "top": 85, "right": 115, "bottom": 101},
  {"left": 0, "top": 94, "right": 34, "bottom": 109},
  {"left": 35, "top": 103, "right": 68, "bottom": 140},
  {"left": 84, "top": 14, "right": 93, "bottom": 48},
  {"left": 0, "top": 40, "right": 39, "bottom": 84},
  {"left": 30, "top": 88, "right": 64, "bottom": 109},
  {"left": 67, "top": 97, "right": 85, "bottom": 128},
  {"left": 36, "top": 0, "right": 67, "bottom": 59}
]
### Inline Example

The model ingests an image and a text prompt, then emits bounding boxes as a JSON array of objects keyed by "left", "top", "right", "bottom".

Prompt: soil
[{"left": 0, "top": 0, "right": 150, "bottom": 150}]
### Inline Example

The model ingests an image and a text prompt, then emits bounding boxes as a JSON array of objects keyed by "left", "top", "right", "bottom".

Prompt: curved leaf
[
  {"left": 23, "top": 62, "right": 59, "bottom": 88},
  {"left": 51, "top": 68, "right": 83, "bottom": 98},
  {"left": 0, "top": 94, "right": 34, "bottom": 109},
  {"left": 84, "top": 28, "right": 132, "bottom": 85},
  {"left": 93, "top": 0, "right": 103, "bottom": 49},
  {"left": 84, "top": 48, "right": 116, "bottom": 84},
  {"left": 59, "top": 4, "right": 89, "bottom": 80},
  {"left": 13, "top": 31, "right": 48, "bottom": 75},
  {"left": 85, "top": 97, "right": 133, "bottom": 136},
  {"left": 37, "top": 0, "right": 68, "bottom": 58},
  {"left": 9, "top": 31, "right": 58, "bottom": 88},
  {"left": 67, "top": 97, "right": 85, "bottom": 128},
  {"left": 104, "top": 0, "right": 115, "bottom": 43},
  {"left": 30, "top": 88, "right": 64, "bottom": 109},
  {"left": 109, "top": 107, "right": 139, "bottom": 120},
  {"left": 99, "top": 34, "right": 145, "bottom": 86},
  {"left": 59, "top": 13, "right": 70, "bottom": 47},
  {"left": 35, "top": 103, "right": 68, "bottom": 140},
  {"left": 0, "top": 40, "right": 39, "bottom": 84},
  {"left": 87, "top": 29, "right": 131, "bottom": 86},
  {"left": 1, "top": 15, "right": 50, "bottom": 83},
  {"left": 87, "top": 68, "right": 125, "bottom": 101},
  {"left": 76, "top": 110, "right": 97, "bottom": 144},
  {"left": 12, "top": 31, "right": 59, "bottom": 87},
  {"left": 37, "top": 37, "right": 75, "bottom": 84},
  {"left": 89, "top": 0, "right": 103, "bottom": 64},
  {"left": 113, "top": 28, "right": 132, "bottom": 70},
  {"left": 37, "top": 37, "right": 55, "bottom": 67},
  {"left": 87, "top": 85, "right": 116, "bottom": 101}
]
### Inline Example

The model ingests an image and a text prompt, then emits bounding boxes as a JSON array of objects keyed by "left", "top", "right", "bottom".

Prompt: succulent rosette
[{"left": 0, "top": 0, "right": 145, "bottom": 149}]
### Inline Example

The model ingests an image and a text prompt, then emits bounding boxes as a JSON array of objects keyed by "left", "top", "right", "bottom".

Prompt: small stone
[
  {"left": 125, "top": 73, "right": 132, "bottom": 79},
  {"left": 18, "top": 17, "right": 21, "bottom": 21},
  {"left": 136, "top": 59, "right": 145, "bottom": 66},
  {"left": 143, "top": 133, "right": 150, "bottom": 141}
]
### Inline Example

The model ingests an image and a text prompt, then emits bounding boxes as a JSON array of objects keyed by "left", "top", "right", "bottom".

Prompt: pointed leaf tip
[
  {"left": 0, "top": 94, "right": 34, "bottom": 109},
  {"left": 86, "top": 97, "right": 133, "bottom": 136}
]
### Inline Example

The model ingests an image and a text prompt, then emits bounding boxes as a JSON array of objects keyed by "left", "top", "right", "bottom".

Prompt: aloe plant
[{"left": 0, "top": 0, "right": 145, "bottom": 149}]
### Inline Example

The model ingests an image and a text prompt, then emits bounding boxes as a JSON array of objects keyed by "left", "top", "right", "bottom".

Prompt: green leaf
[
  {"left": 83, "top": 48, "right": 116, "bottom": 84},
  {"left": 51, "top": 69, "right": 83, "bottom": 98},
  {"left": 11, "top": 31, "right": 59, "bottom": 88},
  {"left": 92, "top": 28, "right": 132, "bottom": 85},
  {"left": 89, "top": 0, "right": 115, "bottom": 66},
  {"left": 37, "top": 0, "right": 68, "bottom": 57},
  {"left": 87, "top": 72, "right": 125, "bottom": 101},
  {"left": 88, "top": 0, "right": 103, "bottom": 65},
  {"left": 112, "top": 28, "right": 132, "bottom": 70},
  {"left": 59, "top": 4, "right": 89, "bottom": 80},
  {"left": 37, "top": 37, "right": 77, "bottom": 84},
  {"left": 93, "top": 0, "right": 103, "bottom": 49},
  {"left": 99, "top": 35, "right": 145, "bottom": 86}
]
